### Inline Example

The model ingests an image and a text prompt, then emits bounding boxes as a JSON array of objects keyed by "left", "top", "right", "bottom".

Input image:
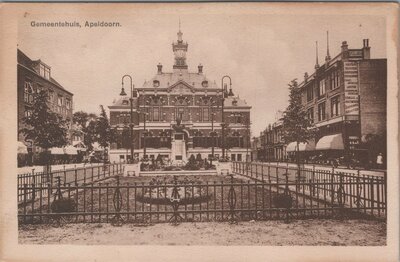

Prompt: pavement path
[
  {"left": 251, "top": 161, "right": 386, "bottom": 177},
  {"left": 18, "top": 163, "right": 105, "bottom": 175}
]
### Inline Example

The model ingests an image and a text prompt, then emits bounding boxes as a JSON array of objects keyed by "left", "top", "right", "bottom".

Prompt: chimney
[
  {"left": 341, "top": 41, "right": 349, "bottom": 60},
  {"left": 157, "top": 63, "right": 162, "bottom": 74},
  {"left": 341, "top": 41, "right": 348, "bottom": 52},
  {"left": 198, "top": 64, "right": 203, "bottom": 74},
  {"left": 362, "top": 39, "right": 371, "bottom": 59}
]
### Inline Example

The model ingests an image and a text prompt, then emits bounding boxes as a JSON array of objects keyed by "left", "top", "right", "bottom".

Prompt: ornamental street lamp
[
  {"left": 221, "top": 75, "right": 232, "bottom": 159},
  {"left": 122, "top": 123, "right": 130, "bottom": 163},
  {"left": 120, "top": 74, "right": 135, "bottom": 163},
  {"left": 140, "top": 90, "right": 150, "bottom": 159},
  {"left": 246, "top": 121, "right": 251, "bottom": 162}
]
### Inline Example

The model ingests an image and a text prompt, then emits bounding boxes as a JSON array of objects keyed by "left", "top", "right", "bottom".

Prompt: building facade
[
  {"left": 17, "top": 49, "right": 74, "bottom": 164},
  {"left": 255, "top": 117, "right": 287, "bottom": 162},
  {"left": 254, "top": 38, "right": 386, "bottom": 165},
  {"left": 108, "top": 29, "right": 251, "bottom": 164},
  {"left": 295, "top": 39, "right": 386, "bottom": 164}
]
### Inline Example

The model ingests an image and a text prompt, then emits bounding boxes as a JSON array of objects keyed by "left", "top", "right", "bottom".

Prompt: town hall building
[{"left": 108, "top": 28, "right": 251, "bottom": 164}]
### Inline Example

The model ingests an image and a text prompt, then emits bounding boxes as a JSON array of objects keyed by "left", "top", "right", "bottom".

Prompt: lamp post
[
  {"left": 210, "top": 99, "right": 217, "bottom": 165},
  {"left": 120, "top": 75, "right": 135, "bottom": 163},
  {"left": 246, "top": 121, "right": 251, "bottom": 162},
  {"left": 141, "top": 91, "right": 150, "bottom": 159},
  {"left": 221, "top": 76, "right": 231, "bottom": 159}
]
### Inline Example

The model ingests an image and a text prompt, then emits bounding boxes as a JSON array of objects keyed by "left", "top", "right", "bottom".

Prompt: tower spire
[
  {"left": 325, "top": 31, "right": 331, "bottom": 61},
  {"left": 172, "top": 20, "right": 188, "bottom": 70},
  {"left": 315, "top": 41, "right": 320, "bottom": 70}
]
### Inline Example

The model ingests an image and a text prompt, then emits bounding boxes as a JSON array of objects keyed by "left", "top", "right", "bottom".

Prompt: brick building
[
  {"left": 254, "top": 111, "right": 286, "bottom": 162},
  {"left": 293, "top": 38, "right": 386, "bottom": 164},
  {"left": 253, "top": 38, "right": 386, "bottom": 165},
  {"left": 108, "top": 29, "right": 251, "bottom": 164},
  {"left": 17, "top": 49, "right": 74, "bottom": 163}
]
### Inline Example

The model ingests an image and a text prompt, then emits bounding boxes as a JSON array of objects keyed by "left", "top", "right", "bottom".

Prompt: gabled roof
[
  {"left": 141, "top": 68, "right": 218, "bottom": 90},
  {"left": 108, "top": 95, "right": 138, "bottom": 109},
  {"left": 224, "top": 96, "right": 250, "bottom": 108},
  {"left": 17, "top": 49, "right": 71, "bottom": 94}
]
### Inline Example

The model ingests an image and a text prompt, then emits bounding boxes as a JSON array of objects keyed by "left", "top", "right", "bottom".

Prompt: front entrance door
[{"left": 171, "top": 132, "right": 187, "bottom": 165}]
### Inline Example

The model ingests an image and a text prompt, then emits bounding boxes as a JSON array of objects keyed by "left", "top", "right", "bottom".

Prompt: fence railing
[
  {"left": 18, "top": 162, "right": 123, "bottom": 204},
  {"left": 232, "top": 161, "right": 386, "bottom": 219},
  {"left": 18, "top": 172, "right": 386, "bottom": 225}
]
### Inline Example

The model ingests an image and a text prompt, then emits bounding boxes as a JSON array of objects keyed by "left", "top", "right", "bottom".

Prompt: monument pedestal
[
  {"left": 123, "top": 163, "right": 140, "bottom": 177},
  {"left": 216, "top": 161, "right": 232, "bottom": 176}
]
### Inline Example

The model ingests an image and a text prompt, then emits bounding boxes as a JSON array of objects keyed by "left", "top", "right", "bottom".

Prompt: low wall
[{"left": 139, "top": 169, "right": 218, "bottom": 176}]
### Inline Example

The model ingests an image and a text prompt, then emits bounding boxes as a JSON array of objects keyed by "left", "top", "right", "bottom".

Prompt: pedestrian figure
[{"left": 376, "top": 153, "right": 383, "bottom": 169}]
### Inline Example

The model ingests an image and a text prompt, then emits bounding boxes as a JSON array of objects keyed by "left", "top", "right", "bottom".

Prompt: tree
[
  {"left": 72, "top": 111, "right": 97, "bottom": 152},
  {"left": 281, "top": 79, "right": 317, "bottom": 180},
  {"left": 94, "top": 105, "right": 117, "bottom": 163},
  {"left": 360, "top": 134, "right": 386, "bottom": 167},
  {"left": 20, "top": 90, "right": 69, "bottom": 166}
]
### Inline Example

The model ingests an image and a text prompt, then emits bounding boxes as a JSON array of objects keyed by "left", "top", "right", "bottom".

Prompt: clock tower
[{"left": 172, "top": 25, "right": 188, "bottom": 70}]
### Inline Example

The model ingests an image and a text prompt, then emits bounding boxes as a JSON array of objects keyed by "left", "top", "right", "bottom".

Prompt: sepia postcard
[{"left": 0, "top": 2, "right": 398, "bottom": 262}]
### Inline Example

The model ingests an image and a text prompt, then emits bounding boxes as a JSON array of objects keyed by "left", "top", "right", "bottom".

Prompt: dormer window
[
  {"left": 153, "top": 80, "right": 160, "bottom": 87},
  {"left": 232, "top": 99, "right": 238, "bottom": 106},
  {"left": 39, "top": 63, "right": 50, "bottom": 80},
  {"left": 122, "top": 100, "right": 129, "bottom": 105},
  {"left": 201, "top": 81, "right": 208, "bottom": 87}
]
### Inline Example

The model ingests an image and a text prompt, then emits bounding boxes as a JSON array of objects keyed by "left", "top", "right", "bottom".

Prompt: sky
[{"left": 18, "top": 5, "right": 386, "bottom": 136}]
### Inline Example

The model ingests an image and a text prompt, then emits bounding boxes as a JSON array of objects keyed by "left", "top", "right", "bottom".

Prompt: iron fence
[
  {"left": 232, "top": 161, "right": 386, "bottom": 219},
  {"left": 18, "top": 162, "right": 123, "bottom": 204},
  {"left": 18, "top": 172, "right": 385, "bottom": 225}
]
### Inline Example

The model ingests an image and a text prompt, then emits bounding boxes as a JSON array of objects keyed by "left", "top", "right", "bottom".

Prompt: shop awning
[
  {"left": 315, "top": 134, "right": 344, "bottom": 150},
  {"left": 286, "top": 141, "right": 316, "bottom": 152},
  {"left": 65, "top": 145, "right": 78, "bottom": 155},
  {"left": 50, "top": 147, "right": 65, "bottom": 155},
  {"left": 17, "top": 141, "right": 28, "bottom": 154}
]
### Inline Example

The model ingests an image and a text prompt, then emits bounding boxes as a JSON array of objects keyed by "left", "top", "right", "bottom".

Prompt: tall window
[
  {"left": 318, "top": 102, "right": 326, "bottom": 121},
  {"left": 231, "top": 113, "right": 242, "bottom": 124},
  {"left": 306, "top": 85, "right": 313, "bottom": 102},
  {"left": 39, "top": 64, "right": 50, "bottom": 80},
  {"left": 66, "top": 98, "right": 71, "bottom": 110},
  {"left": 307, "top": 107, "right": 314, "bottom": 123},
  {"left": 57, "top": 95, "right": 63, "bottom": 114},
  {"left": 119, "top": 113, "right": 129, "bottom": 125},
  {"left": 24, "top": 82, "right": 34, "bottom": 104},
  {"left": 24, "top": 109, "right": 32, "bottom": 118},
  {"left": 330, "top": 70, "right": 340, "bottom": 90},
  {"left": 39, "top": 64, "right": 45, "bottom": 78},
  {"left": 203, "top": 107, "right": 209, "bottom": 121},
  {"left": 44, "top": 67, "right": 50, "bottom": 79},
  {"left": 144, "top": 107, "right": 150, "bottom": 121},
  {"left": 48, "top": 89, "right": 54, "bottom": 102},
  {"left": 331, "top": 96, "right": 340, "bottom": 117},
  {"left": 176, "top": 107, "right": 187, "bottom": 120},
  {"left": 318, "top": 79, "right": 326, "bottom": 97},
  {"left": 153, "top": 107, "right": 160, "bottom": 121}
]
